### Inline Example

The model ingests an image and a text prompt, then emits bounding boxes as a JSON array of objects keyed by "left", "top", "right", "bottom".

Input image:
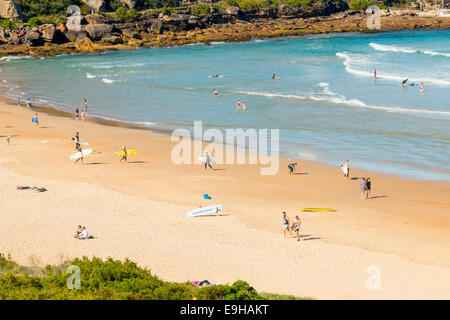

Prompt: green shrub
[
  {"left": 0, "top": 255, "right": 307, "bottom": 300},
  {"left": 189, "top": 4, "right": 212, "bottom": 16},
  {"left": 116, "top": 6, "right": 128, "bottom": 20},
  {"left": 0, "top": 19, "right": 18, "bottom": 30}
]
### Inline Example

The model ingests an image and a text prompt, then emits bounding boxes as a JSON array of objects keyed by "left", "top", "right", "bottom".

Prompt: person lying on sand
[
  {"left": 74, "top": 225, "right": 83, "bottom": 238},
  {"left": 74, "top": 226, "right": 89, "bottom": 240}
]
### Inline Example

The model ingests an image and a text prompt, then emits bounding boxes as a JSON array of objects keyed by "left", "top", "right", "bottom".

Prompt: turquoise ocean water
[{"left": 0, "top": 30, "right": 449, "bottom": 181}]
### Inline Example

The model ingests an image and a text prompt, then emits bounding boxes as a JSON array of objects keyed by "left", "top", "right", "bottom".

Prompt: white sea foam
[
  {"left": 370, "top": 42, "right": 450, "bottom": 58},
  {"left": 234, "top": 86, "right": 450, "bottom": 117},
  {"left": 0, "top": 55, "right": 32, "bottom": 61},
  {"left": 86, "top": 73, "right": 96, "bottom": 79},
  {"left": 102, "top": 78, "right": 116, "bottom": 84},
  {"left": 336, "top": 52, "right": 450, "bottom": 86}
]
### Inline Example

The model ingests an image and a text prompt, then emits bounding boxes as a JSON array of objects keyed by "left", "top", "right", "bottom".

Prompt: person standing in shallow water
[{"left": 75, "top": 106, "right": 79, "bottom": 121}]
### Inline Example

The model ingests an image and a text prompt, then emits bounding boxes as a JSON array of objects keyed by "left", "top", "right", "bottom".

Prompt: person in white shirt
[{"left": 75, "top": 226, "right": 89, "bottom": 240}]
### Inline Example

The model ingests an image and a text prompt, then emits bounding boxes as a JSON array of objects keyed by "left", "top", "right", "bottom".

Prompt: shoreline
[
  {"left": 0, "top": 94, "right": 450, "bottom": 299},
  {"left": 1, "top": 83, "right": 449, "bottom": 183}
]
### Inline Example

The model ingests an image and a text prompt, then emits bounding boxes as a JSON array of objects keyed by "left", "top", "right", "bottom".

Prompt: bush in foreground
[{"left": 0, "top": 254, "right": 307, "bottom": 300}]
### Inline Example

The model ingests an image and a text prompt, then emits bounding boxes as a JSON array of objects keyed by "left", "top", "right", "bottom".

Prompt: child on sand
[{"left": 32, "top": 113, "right": 39, "bottom": 127}]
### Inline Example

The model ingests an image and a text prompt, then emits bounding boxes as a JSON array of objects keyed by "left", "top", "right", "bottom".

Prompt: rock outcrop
[
  {"left": 0, "top": 0, "right": 22, "bottom": 20},
  {"left": 82, "top": 0, "right": 106, "bottom": 12},
  {"left": 85, "top": 24, "right": 113, "bottom": 41}
]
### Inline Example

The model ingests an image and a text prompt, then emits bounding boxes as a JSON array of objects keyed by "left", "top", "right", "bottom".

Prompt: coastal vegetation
[
  {"left": 0, "top": 254, "right": 305, "bottom": 300},
  {"left": 6, "top": 0, "right": 415, "bottom": 26}
]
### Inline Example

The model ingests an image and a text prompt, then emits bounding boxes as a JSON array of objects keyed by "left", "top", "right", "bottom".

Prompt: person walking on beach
[
  {"left": 342, "top": 160, "right": 350, "bottom": 179},
  {"left": 75, "top": 106, "right": 80, "bottom": 121},
  {"left": 360, "top": 178, "right": 367, "bottom": 199},
  {"left": 74, "top": 145, "right": 84, "bottom": 164},
  {"left": 32, "top": 113, "right": 39, "bottom": 127},
  {"left": 282, "top": 212, "right": 293, "bottom": 238},
  {"left": 293, "top": 216, "right": 302, "bottom": 241},
  {"left": 74, "top": 132, "right": 80, "bottom": 150},
  {"left": 288, "top": 162, "right": 297, "bottom": 174},
  {"left": 204, "top": 152, "right": 213, "bottom": 170},
  {"left": 120, "top": 146, "right": 128, "bottom": 162},
  {"left": 365, "top": 178, "right": 372, "bottom": 199}
]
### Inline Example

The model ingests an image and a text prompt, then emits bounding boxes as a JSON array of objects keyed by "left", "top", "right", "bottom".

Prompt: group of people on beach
[
  {"left": 282, "top": 212, "right": 302, "bottom": 241},
  {"left": 360, "top": 177, "right": 372, "bottom": 199},
  {"left": 75, "top": 98, "right": 89, "bottom": 121}
]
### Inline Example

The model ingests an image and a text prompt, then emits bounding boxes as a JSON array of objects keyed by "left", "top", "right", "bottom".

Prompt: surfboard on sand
[
  {"left": 300, "top": 208, "right": 336, "bottom": 212},
  {"left": 186, "top": 205, "right": 224, "bottom": 217},
  {"left": 70, "top": 148, "right": 93, "bottom": 160},
  {"left": 291, "top": 172, "right": 308, "bottom": 175},
  {"left": 116, "top": 150, "right": 137, "bottom": 157},
  {"left": 198, "top": 157, "right": 215, "bottom": 163},
  {"left": 71, "top": 137, "right": 89, "bottom": 146}
]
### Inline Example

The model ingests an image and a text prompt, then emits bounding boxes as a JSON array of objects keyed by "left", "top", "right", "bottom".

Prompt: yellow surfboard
[
  {"left": 116, "top": 150, "right": 137, "bottom": 157},
  {"left": 300, "top": 208, "right": 336, "bottom": 212}
]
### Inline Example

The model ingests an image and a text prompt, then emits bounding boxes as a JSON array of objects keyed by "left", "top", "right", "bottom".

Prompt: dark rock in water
[
  {"left": 85, "top": 13, "right": 109, "bottom": 25},
  {"left": 85, "top": 23, "right": 113, "bottom": 41}
]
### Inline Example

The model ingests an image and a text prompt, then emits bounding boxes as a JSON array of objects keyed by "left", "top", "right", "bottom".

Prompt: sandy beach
[{"left": 0, "top": 99, "right": 449, "bottom": 299}]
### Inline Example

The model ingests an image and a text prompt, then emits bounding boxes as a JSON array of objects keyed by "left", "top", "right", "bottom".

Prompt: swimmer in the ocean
[
  {"left": 213, "top": 89, "right": 219, "bottom": 96},
  {"left": 402, "top": 79, "right": 408, "bottom": 87},
  {"left": 420, "top": 82, "right": 424, "bottom": 95}
]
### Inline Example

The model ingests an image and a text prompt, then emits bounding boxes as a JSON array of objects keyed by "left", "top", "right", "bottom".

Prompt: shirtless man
[{"left": 282, "top": 212, "right": 293, "bottom": 238}]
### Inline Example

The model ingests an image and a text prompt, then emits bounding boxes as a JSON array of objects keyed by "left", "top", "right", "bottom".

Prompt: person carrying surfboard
[
  {"left": 74, "top": 132, "right": 80, "bottom": 150},
  {"left": 120, "top": 146, "right": 128, "bottom": 162},
  {"left": 74, "top": 145, "right": 84, "bottom": 164}
]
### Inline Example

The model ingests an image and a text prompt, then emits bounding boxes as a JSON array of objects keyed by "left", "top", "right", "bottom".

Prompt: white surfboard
[
  {"left": 341, "top": 165, "right": 348, "bottom": 175},
  {"left": 186, "top": 205, "right": 224, "bottom": 217},
  {"left": 71, "top": 137, "right": 89, "bottom": 146},
  {"left": 198, "top": 157, "right": 215, "bottom": 163},
  {"left": 208, "top": 75, "right": 224, "bottom": 78},
  {"left": 70, "top": 148, "right": 93, "bottom": 160}
]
